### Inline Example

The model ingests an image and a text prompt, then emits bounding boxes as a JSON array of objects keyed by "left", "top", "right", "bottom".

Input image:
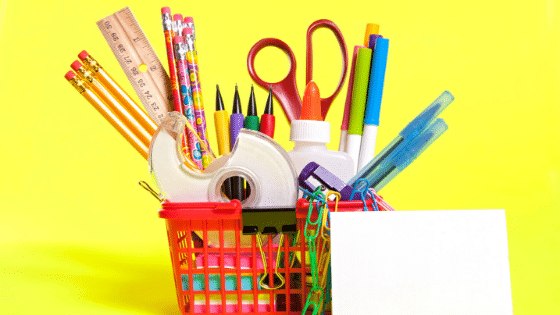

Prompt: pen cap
[
  {"left": 400, "top": 91, "right": 454, "bottom": 140},
  {"left": 394, "top": 118, "right": 448, "bottom": 170}
]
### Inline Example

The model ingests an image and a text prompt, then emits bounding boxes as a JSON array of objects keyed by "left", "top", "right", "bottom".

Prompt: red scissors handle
[
  {"left": 247, "top": 38, "right": 302, "bottom": 123},
  {"left": 306, "top": 19, "right": 349, "bottom": 120}
]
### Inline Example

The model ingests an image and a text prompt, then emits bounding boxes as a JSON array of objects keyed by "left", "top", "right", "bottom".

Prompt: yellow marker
[
  {"left": 214, "top": 85, "right": 231, "bottom": 155},
  {"left": 364, "top": 23, "right": 380, "bottom": 46}
]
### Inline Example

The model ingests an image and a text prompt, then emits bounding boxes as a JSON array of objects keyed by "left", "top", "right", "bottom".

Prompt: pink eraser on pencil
[
  {"left": 172, "top": 35, "right": 184, "bottom": 45},
  {"left": 183, "top": 27, "right": 193, "bottom": 35},
  {"left": 184, "top": 16, "right": 194, "bottom": 23},
  {"left": 161, "top": 7, "right": 171, "bottom": 14},
  {"left": 78, "top": 50, "right": 89, "bottom": 60},
  {"left": 65, "top": 71, "right": 76, "bottom": 81},
  {"left": 173, "top": 14, "right": 183, "bottom": 21},
  {"left": 71, "top": 60, "right": 83, "bottom": 71}
]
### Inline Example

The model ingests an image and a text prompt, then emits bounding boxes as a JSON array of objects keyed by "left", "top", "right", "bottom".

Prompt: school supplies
[
  {"left": 364, "top": 118, "right": 448, "bottom": 191},
  {"left": 71, "top": 60, "right": 153, "bottom": 149},
  {"left": 247, "top": 19, "right": 348, "bottom": 123},
  {"left": 244, "top": 85, "right": 260, "bottom": 131},
  {"left": 161, "top": 8, "right": 182, "bottom": 114},
  {"left": 230, "top": 85, "right": 245, "bottom": 201},
  {"left": 214, "top": 85, "right": 232, "bottom": 199},
  {"left": 149, "top": 111, "right": 298, "bottom": 205},
  {"left": 357, "top": 38, "right": 389, "bottom": 171},
  {"left": 97, "top": 7, "right": 172, "bottom": 124},
  {"left": 298, "top": 162, "right": 356, "bottom": 201},
  {"left": 345, "top": 47, "right": 373, "bottom": 171},
  {"left": 184, "top": 27, "right": 213, "bottom": 168},
  {"left": 339, "top": 46, "right": 363, "bottom": 152},
  {"left": 214, "top": 85, "right": 230, "bottom": 156},
  {"left": 79, "top": 51, "right": 157, "bottom": 136},
  {"left": 287, "top": 82, "right": 355, "bottom": 188},
  {"left": 348, "top": 91, "right": 455, "bottom": 190},
  {"left": 330, "top": 210, "right": 513, "bottom": 314},
  {"left": 174, "top": 36, "right": 203, "bottom": 169},
  {"left": 65, "top": 71, "right": 149, "bottom": 159},
  {"left": 368, "top": 34, "right": 383, "bottom": 49},
  {"left": 259, "top": 88, "right": 275, "bottom": 138},
  {"left": 363, "top": 23, "right": 380, "bottom": 46}
]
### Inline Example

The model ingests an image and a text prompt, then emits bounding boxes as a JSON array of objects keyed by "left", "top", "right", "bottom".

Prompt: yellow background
[{"left": 1, "top": 0, "right": 558, "bottom": 313}]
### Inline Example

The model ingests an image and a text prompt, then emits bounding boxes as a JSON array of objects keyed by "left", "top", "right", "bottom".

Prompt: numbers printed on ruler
[{"left": 97, "top": 7, "right": 172, "bottom": 124}]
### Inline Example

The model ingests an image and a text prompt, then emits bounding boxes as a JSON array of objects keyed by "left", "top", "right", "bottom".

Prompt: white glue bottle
[{"left": 287, "top": 81, "right": 356, "bottom": 186}]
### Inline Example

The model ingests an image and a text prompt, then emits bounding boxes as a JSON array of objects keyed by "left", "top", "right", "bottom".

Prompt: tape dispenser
[{"left": 149, "top": 111, "right": 298, "bottom": 214}]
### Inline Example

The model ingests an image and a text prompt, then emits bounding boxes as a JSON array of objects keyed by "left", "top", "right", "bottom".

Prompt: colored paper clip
[
  {"left": 349, "top": 179, "right": 379, "bottom": 211},
  {"left": 321, "top": 191, "right": 340, "bottom": 240}
]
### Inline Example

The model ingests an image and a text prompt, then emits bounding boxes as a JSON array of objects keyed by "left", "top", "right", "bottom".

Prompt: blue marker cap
[{"left": 364, "top": 38, "right": 389, "bottom": 126}]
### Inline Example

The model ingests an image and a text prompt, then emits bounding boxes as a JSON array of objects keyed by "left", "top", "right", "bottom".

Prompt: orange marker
[{"left": 364, "top": 23, "right": 380, "bottom": 46}]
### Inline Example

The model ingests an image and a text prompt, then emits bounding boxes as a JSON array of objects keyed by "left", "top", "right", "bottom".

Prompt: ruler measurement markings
[{"left": 97, "top": 7, "right": 172, "bottom": 124}]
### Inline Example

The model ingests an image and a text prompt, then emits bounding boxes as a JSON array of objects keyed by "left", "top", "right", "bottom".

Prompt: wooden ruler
[{"left": 97, "top": 7, "right": 172, "bottom": 125}]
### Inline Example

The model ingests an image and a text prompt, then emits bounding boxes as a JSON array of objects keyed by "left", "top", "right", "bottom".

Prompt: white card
[{"left": 330, "top": 210, "right": 513, "bottom": 315}]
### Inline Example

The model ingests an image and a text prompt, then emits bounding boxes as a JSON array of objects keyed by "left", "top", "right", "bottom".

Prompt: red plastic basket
[{"left": 159, "top": 198, "right": 378, "bottom": 315}]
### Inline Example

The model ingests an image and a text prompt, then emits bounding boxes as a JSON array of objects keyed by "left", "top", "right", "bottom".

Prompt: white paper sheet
[{"left": 330, "top": 210, "right": 513, "bottom": 315}]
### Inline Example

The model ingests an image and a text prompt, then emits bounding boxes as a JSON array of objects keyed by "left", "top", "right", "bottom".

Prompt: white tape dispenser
[{"left": 148, "top": 112, "right": 298, "bottom": 208}]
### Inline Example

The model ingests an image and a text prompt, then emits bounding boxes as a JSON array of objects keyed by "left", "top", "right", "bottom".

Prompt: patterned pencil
[
  {"left": 184, "top": 27, "right": 213, "bottom": 168},
  {"left": 174, "top": 35, "right": 203, "bottom": 169}
]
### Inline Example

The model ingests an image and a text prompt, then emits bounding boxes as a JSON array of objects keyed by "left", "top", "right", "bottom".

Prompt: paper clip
[
  {"left": 138, "top": 180, "right": 162, "bottom": 202},
  {"left": 256, "top": 232, "right": 285, "bottom": 290},
  {"left": 321, "top": 191, "right": 340, "bottom": 240}
]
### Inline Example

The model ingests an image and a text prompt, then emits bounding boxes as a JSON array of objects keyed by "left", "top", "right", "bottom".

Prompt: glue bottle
[{"left": 287, "top": 81, "right": 356, "bottom": 186}]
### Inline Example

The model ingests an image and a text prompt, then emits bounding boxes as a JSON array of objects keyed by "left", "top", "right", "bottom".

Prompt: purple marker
[
  {"left": 368, "top": 34, "right": 383, "bottom": 50},
  {"left": 299, "top": 162, "right": 356, "bottom": 201}
]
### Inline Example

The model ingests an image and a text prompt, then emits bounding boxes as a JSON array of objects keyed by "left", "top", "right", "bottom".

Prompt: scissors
[{"left": 247, "top": 19, "right": 348, "bottom": 123}]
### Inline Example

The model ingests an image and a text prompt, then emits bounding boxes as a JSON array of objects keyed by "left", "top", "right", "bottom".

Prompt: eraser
[
  {"left": 65, "top": 71, "right": 76, "bottom": 81},
  {"left": 78, "top": 50, "right": 89, "bottom": 60},
  {"left": 71, "top": 60, "right": 83, "bottom": 71},
  {"left": 173, "top": 14, "right": 183, "bottom": 21},
  {"left": 183, "top": 27, "right": 193, "bottom": 35},
  {"left": 173, "top": 35, "right": 184, "bottom": 44},
  {"left": 161, "top": 7, "right": 171, "bottom": 14},
  {"left": 184, "top": 16, "right": 194, "bottom": 23}
]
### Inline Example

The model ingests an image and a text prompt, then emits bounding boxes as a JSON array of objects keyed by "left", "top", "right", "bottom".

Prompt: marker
[
  {"left": 345, "top": 47, "right": 373, "bottom": 172},
  {"left": 339, "top": 46, "right": 364, "bottom": 152},
  {"left": 214, "top": 85, "right": 232, "bottom": 199},
  {"left": 244, "top": 85, "right": 260, "bottom": 131},
  {"left": 230, "top": 85, "right": 244, "bottom": 201},
  {"left": 358, "top": 38, "right": 389, "bottom": 171},
  {"left": 364, "top": 23, "right": 380, "bottom": 47},
  {"left": 259, "top": 88, "right": 275, "bottom": 138}
]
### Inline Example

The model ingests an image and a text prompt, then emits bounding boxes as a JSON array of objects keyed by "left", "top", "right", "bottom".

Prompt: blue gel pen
[
  {"left": 370, "top": 118, "right": 448, "bottom": 191},
  {"left": 347, "top": 91, "right": 454, "bottom": 189}
]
